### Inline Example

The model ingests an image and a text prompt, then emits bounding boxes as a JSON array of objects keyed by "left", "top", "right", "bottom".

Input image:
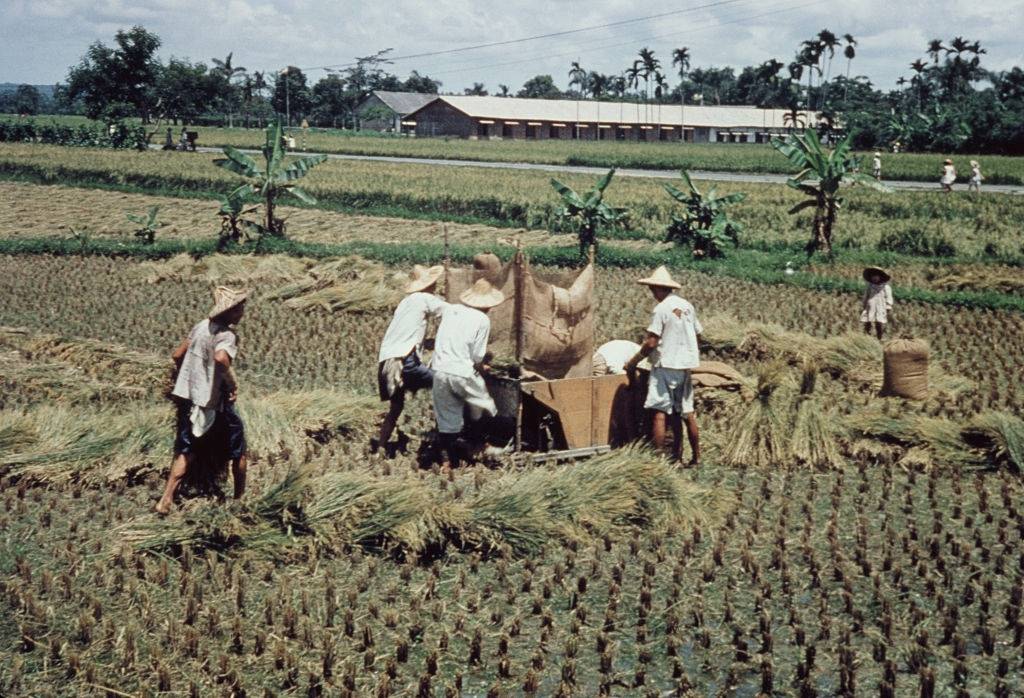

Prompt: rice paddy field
[
  {"left": 3, "top": 143, "right": 1024, "bottom": 263},
  {"left": 6, "top": 114, "right": 1024, "bottom": 185},
  {"left": 2, "top": 140, "right": 1024, "bottom": 696}
]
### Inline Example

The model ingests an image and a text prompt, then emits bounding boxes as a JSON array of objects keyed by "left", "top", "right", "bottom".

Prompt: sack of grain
[{"left": 882, "top": 338, "right": 929, "bottom": 400}]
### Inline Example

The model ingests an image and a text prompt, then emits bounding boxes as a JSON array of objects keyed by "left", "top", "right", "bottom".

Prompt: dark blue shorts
[
  {"left": 174, "top": 401, "right": 247, "bottom": 460},
  {"left": 378, "top": 352, "right": 433, "bottom": 400}
]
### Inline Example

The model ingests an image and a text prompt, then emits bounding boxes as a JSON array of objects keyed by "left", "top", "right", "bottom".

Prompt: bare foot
[{"left": 155, "top": 501, "right": 172, "bottom": 516}]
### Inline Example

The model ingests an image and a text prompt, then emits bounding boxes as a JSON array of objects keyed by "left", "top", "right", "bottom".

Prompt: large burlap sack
[
  {"left": 882, "top": 338, "right": 929, "bottom": 400},
  {"left": 691, "top": 360, "right": 745, "bottom": 389}
]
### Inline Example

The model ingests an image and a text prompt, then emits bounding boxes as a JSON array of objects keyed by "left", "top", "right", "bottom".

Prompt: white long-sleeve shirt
[
  {"left": 431, "top": 304, "right": 490, "bottom": 378},
  {"left": 377, "top": 292, "right": 448, "bottom": 362}
]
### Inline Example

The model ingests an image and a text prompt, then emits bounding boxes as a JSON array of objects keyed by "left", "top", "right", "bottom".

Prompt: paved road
[{"left": 179, "top": 145, "right": 1024, "bottom": 195}]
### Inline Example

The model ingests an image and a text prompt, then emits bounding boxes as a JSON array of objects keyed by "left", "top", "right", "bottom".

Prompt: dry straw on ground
[{"left": 120, "top": 445, "right": 726, "bottom": 559}]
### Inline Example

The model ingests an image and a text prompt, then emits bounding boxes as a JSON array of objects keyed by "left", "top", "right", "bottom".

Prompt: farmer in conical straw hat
[
  {"left": 625, "top": 266, "right": 702, "bottom": 466},
  {"left": 430, "top": 278, "right": 504, "bottom": 468},
  {"left": 373, "top": 264, "right": 448, "bottom": 457},
  {"left": 861, "top": 266, "right": 893, "bottom": 340},
  {"left": 157, "top": 286, "right": 249, "bottom": 514}
]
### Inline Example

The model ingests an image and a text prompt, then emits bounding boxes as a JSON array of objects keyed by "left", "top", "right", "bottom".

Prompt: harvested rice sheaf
[
  {"left": 120, "top": 446, "right": 726, "bottom": 558},
  {"left": 720, "top": 363, "right": 795, "bottom": 468}
]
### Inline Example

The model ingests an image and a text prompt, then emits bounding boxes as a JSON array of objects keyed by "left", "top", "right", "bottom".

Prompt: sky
[{"left": 2, "top": 0, "right": 1023, "bottom": 93}]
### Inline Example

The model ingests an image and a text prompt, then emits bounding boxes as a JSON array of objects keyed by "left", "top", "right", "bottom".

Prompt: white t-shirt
[
  {"left": 378, "top": 292, "right": 448, "bottom": 362},
  {"left": 171, "top": 319, "right": 238, "bottom": 408},
  {"left": 431, "top": 304, "right": 490, "bottom": 378},
  {"left": 647, "top": 294, "right": 702, "bottom": 370}
]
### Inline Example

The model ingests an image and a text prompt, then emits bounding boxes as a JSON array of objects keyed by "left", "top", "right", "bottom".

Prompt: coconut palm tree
[
  {"left": 212, "top": 52, "right": 247, "bottom": 128},
  {"left": 841, "top": 34, "right": 857, "bottom": 104},
  {"left": 816, "top": 29, "right": 840, "bottom": 110},
  {"left": 637, "top": 47, "right": 660, "bottom": 123},
  {"left": 672, "top": 47, "right": 691, "bottom": 136},
  {"left": 589, "top": 72, "right": 610, "bottom": 131},
  {"left": 626, "top": 63, "right": 643, "bottom": 124},
  {"left": 653, "top": 71, "right": 669, "bottom": 138},
  {"left": 568, "top": 61, "right": 588, "bottom": 139},
  {"left": 927, "top": 39, "right": 946, "bottom": 64}
]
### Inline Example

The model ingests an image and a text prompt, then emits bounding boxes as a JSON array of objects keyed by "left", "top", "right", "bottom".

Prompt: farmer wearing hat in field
[
  {"left": 373, "top": 264, "right": 448, "bottom": 457},
  {"left": 430, "top": 278, "right": 504, "bottom": 468},
  {"left": 861, "top": 266, "right": 893, "bottom": 340},
  {"left": 625, "top": 266, "right": 702, "bottom": 467},
  {"left": 157, "top": 286, "right": 249, "bottom": 515}
]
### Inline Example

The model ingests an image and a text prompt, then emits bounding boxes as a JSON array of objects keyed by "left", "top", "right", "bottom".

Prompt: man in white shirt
[
  {"left": 374, "top": 265, "right": 448, "bottom": 457},
  {"left": 157, "top": 286, "right": 249, "bottom": 514},
  {"left": 625, "top": 266, "right": 702, "bottom": 466},
  {"left": 431, "top": 278, "right": 504, "bottom": 467}
]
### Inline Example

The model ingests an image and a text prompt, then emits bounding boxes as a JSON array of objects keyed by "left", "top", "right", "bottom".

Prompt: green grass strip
[{"left": 3, "top": 235, "right": 1022, "bottom": 313}]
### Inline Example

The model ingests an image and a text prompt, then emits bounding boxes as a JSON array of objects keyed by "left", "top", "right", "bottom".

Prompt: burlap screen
[{"left": 445, "top": 253, "right": 594, "bottom": 380}]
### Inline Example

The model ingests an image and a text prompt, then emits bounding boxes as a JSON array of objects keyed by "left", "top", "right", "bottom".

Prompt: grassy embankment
[{"left": 5, "top": 113, "right": 1024, "bottom": 185}]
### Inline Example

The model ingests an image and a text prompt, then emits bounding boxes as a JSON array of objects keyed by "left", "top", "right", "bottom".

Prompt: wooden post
[
  {"left": 514, "top": 240, "right": 525, "bottom": 364},
  {"left": 442, "top": 223, "right": 450, "bottom": 301}
]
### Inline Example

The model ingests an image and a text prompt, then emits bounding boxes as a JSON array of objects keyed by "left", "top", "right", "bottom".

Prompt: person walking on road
[
  {"left": 861, "top": 266, "right": 894, "bottom": 341},
  {"left": 968, "top": 160, "right": 984, "bottom": 195},
  {"left": 431, "top": 279, "right": 503, "bottom": 468},
  {"left": 157, "top": 286, "right": 249, "bottom": 515},
  {"left": 625, "top": 266, "right": 702, "bottom": 467},
  {"left": 940, "top": 158, "right": 957, "bottom": 193},
  {"left": 373, "top": 265, "right": 448, "bottom": 457},
  {"left": 872, "top": 152, "right": 882, "bottom": 180}
]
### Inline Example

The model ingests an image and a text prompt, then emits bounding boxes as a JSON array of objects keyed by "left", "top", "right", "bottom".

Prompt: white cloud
[{"left": 1, "top": 0, "right": 1021, "bottom": 89}]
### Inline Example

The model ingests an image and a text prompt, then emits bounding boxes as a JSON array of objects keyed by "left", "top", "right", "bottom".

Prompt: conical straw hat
[
  {"left": 862, "top": 266, "right": 891, "bottom": 283},
  {"left": 405, "top": 264, "right": 444, "bottom": 294},
  {"left": 208, "top": 286, "right": 250, "bottom": 319},
  {"left": 637, "top": 265, "right": 681, "bottom": 289},
  {"left": 459, "top": 278, "right": 505, "bottom": 309}
]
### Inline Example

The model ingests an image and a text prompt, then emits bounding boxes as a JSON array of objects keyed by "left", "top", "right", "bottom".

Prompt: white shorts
[
  {"left": 432, "top": 370, "right": 497, "bottom": 434},
  {"left": 644, "top": 367, "right": 694, "bottom": 415}
]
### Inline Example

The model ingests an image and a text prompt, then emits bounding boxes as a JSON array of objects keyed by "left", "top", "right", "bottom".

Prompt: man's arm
[
  {"left": 215, "top": 350, "right": 239, "bottom": 402},
  {"left": 625, "top": 332, "right": 660, "bottom": 374},
  {"left": 171, "top": 338, "right": 190, "bottom": 365}
]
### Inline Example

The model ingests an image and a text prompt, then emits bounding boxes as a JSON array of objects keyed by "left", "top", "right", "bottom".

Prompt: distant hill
[{"left": 0, "top": 83, "right": 56, "bottom": 97}]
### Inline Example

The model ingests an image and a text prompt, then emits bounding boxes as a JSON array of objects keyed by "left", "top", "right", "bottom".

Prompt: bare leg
[
  {"left": 651, "top": 411, "right": 668, "bottom": 451},
  {"left": 438, "top": 433, "right": 460, "bottom": 469},
  {"left": 669, "top": 413, "right": 684, "bottom": 461},
  {"left": 863, "top": 322, "right": 872, "bottom": 335},
  {"left": 375, "top": 392, "right": 405, "bottom": 452},
  {"left": 231, "top": 455, "right": 247, "bottom": 499},
  {"left": 156, "top": 452, "right": 192, "bottom": 514},
  {"left": 875, "top": 322, "right": 884, "bottom": 341},
  {"left": 685, "top": 413, "right": 700, "bottom": 466}
]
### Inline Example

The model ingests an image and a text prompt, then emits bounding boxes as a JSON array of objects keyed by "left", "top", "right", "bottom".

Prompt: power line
[
  {"left": 419, "top": 0, "right": 827, "bottom": 78},
  {"left": 299, "top": 0, "right": 752, "bottom": 73}
]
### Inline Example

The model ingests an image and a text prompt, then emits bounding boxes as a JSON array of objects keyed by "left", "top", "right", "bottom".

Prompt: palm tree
[
  {"left": 797, "top": 42, "right": 822, "bottom": 111},
  {"left": 672, "top": 47, "right": 691, "bottom": 138},
  {"left": 497, "top": 84, "right": 510, "bottom": 97},
  {"left": 927, "top": 39, "right": 946, "bottom": 64},
  {"left": 816, "top": 29, "right": 840, "bottom": 110},
  {"left": 842, "top": 34, "right": 857, "bottom": 104},
  {"left": 612, "top": 74, "right": 627, "bottom": 125},
  {"left": 589, "top": 72, "right": 610, "bottom": 131},
  {"left": 637, "top": 47, "right": 660, "bottom": 124},
  {"left": 212, "top": 52, "right": 247, "bottom": 128},
  {"left": 653, "top": 71, "right": 669, "bottom": 138},
  {"left": 626, "top": 63, "right": 643, "bottom": 124},
  {"left": 568, "top": 61, "right": 587, "bottom": 139}
]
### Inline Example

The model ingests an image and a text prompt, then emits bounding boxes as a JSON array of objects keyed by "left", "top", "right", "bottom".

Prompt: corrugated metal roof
[
  {"left": 366, "top": 91, "right": 438, "bottom": 115},
  {"left": 411, "top": 95, "right": 818, "bottom": 129}
]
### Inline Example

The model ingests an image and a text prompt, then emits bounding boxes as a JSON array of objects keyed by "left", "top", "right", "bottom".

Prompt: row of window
[{"left": 475, "top": 123, "right": 698, "bottom": 141}]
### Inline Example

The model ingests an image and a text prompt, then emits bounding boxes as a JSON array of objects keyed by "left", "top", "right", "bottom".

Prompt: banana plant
[
  {"left": 663, "top": 170, "right": 745, "bottom": 258},
  {"left": 772, "top": 130, "right": 890, "bottom": 257},
  {"left": 126, "top": 205, "right": 164, "bottom": 245},
  {"left": 214, "top": 119, "right": 327, "bottom": 237},
  {"left": 550, "top": 168, "right": 628, "bottom": 258},
  {"left": 216, "top": 188, "right": 261, "bottom": 249}
]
